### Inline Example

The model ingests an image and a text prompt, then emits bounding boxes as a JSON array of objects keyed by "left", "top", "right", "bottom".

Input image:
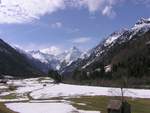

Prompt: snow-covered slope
[
  {"left": 29, "top": 50, "right": 57, "bottom": 64},
  {"left": 29, "top": 50, "right": 60, "bottom": 70},
  {"left": 82, "top": 17, "right": 150, "bottom": 69},
  {"left": 103, "top": 18, "right": 150, "bottom": 48}
]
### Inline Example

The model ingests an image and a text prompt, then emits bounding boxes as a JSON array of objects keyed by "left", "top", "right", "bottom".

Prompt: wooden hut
[
  {"left": 107, "top": 100, "right": 131, "bottom": 113},
  {"left": 107, "top": 100, "right": 122, "bottom": 113}
]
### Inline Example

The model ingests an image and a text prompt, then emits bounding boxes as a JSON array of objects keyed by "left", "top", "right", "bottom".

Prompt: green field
[
  {"left": 0, "top": 103, "right": 17, "bottom": 113},
  {"left": 0, "top": 96, "right": 150, "bottom": 113},
  {"left": 68, "top": 96, "right": 150, "bottom": 113}
]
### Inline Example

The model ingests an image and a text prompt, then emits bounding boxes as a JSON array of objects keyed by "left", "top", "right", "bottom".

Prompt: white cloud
[
  {"left": 0, "top": 0, "right": 65, "bottom": 24},
  {"left": 72, "top": 37, "right": 91, "bottom": 44},
  {"left": 79, "top": 0, "right": 105, "bottom": 12},
  {"left": 132, "top": 0, "right": 150, "bottom": 7},
  {"left": 69, "top": 0, "right": 123, "bottom": 17},
  {"left": 0, "top": 0, "right": 124, "bottom": 24},
  {"left": 102, "top": 6, "right": 116, "bottom": 18},
  {"left": 40, "top": 46, "right": 61, "bottom": 55},
  {"left": 51, "top": 22, "right": 62, "bottom": 28}
]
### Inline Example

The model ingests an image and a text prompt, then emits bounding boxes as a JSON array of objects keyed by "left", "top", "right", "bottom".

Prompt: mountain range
[
  {"left": 0, "top": 17, "right": 150, "bottom": 83},
  {"left": 61, "top": 18, "right": 150, "bottom": 86},
  {"left": 28, "top": 46, "right": 84, "bottom": 71}
]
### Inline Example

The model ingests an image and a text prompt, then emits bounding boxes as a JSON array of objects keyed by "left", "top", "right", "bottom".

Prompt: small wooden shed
[
  {"left": 107, "top": 100, "right": 122, "bottom": 113},
  {"left": 107, "top": 100, "right": 131, "bottom": 113}
]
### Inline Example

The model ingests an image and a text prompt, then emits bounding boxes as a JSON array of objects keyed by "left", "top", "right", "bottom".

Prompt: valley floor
[{"left": 0, "top": 77, "right": 150, "bottom": 113}]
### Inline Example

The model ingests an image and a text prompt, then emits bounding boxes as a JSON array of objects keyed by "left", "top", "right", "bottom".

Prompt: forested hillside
[{"left": 0, "top": 39, "right": 43, "bottom": 77}]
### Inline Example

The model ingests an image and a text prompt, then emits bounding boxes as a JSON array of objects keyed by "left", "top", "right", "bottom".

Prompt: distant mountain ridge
[{"left": 27, "top": 46, "right": 84, "bottom": 71}]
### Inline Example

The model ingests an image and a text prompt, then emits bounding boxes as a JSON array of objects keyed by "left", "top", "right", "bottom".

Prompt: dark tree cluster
[
  {"left": 72, "top": 63, "right": 106, "bottom": 81},
  {"left": 48, "top": 69, "right": 62, "bottom": 83}
]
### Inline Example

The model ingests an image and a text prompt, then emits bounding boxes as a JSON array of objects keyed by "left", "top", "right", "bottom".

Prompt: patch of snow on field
[
  {"left": 0, "top": 98, "right": 29, "bottom": 102},
  {"left": 1, "top": 77, "right": 150, "bottom": 103},
  {"left": 5, "top": 102, "right": 100, "bottom": 113},
  {"left": 30, "top": 83, "right": 108, "bottom": 99},
  {"left": 0, "top": 92, "right": 11, "bottom": 96},
  {"left": 31, "top": 83, "right": 150, "bottom": 99},
  {"left": 29, "top": 99, "right": 70, "bottom": 103},
  {"left": 2, "top": 77, "right": 150, "bottom": 113},
  {"left": 78, "top": 110, "right": 100, "bottom": 113},
  {"left": 0, "top": 85, "right": 8, "bottom": 89},
  {"left": 15, "top": 84, "right": 43, "bottom": 94},
  {"left": 11, "top": 78, "right": 53, "bottom": 94}
]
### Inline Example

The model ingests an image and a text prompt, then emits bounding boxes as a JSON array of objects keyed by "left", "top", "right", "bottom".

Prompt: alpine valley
[
  {"left": 0, "top": 18, "right": 150, "bottom": 87},
  {"left": 1, "top": 1, "right": 150, "bottom": 113}
]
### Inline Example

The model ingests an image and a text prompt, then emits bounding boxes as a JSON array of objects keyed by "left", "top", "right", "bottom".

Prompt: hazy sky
[{"left": 0, "top": 0, "right": 150, "bottom": 54}]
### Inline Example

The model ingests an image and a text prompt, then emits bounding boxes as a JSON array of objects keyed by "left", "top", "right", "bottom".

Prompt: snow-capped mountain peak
[
  {"left": 64, "top": 46, "right": 82, "bottom": 64},
  {"left": 27, "top": 46, "right": 83, "bottom": 70},
  {"left": 134, "top": 18, "right": 150, "bottom": 26},
  {"left": 132, "top": 18, "right": 150, "bottom": 30},
  {"left": 29, "top": 50, "right": 56, "bottom": 64},
  {"left": 129, "top": 17, "right": 150, "bottom": 39},
  {"left": 58, "top": 46, "right": 82, "bottom": 65},
  {"left": 104, "top": 18, "right": 150, "bottom": 47}
]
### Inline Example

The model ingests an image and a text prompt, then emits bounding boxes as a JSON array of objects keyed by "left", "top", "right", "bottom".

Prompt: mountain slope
[
  {"left": 83, "top": 18, "right": 150, "bottom": 69},
  {"left": 62, "top": 18, "right": 150, "bottom": 83},
  {"left": 0, "top": 38, "right": 43, "bottom": 77}
]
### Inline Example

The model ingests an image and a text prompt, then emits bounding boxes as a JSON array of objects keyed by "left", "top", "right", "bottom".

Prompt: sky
[{"left": 0, "top": 0, "right": 150, "bottom": 55}]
